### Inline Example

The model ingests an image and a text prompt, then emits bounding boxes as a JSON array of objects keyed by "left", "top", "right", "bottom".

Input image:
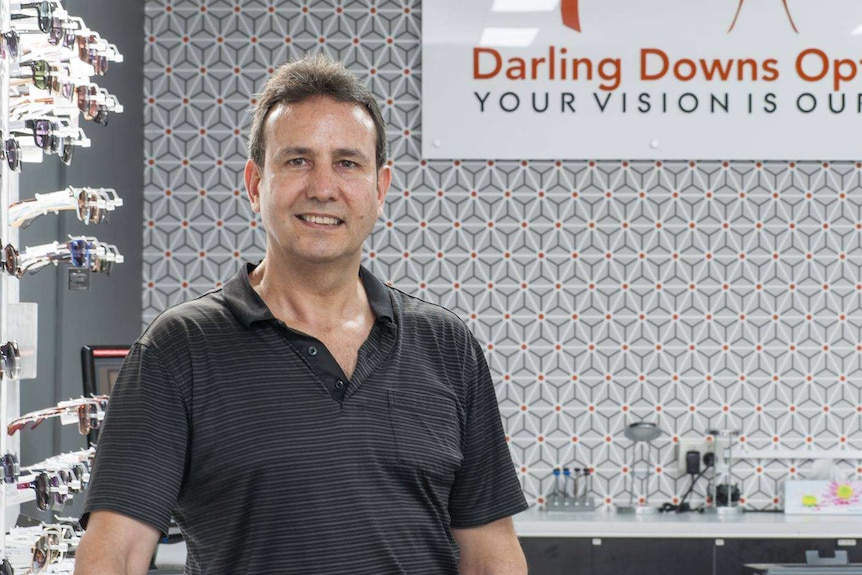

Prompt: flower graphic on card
[{"left": 825, "top": 481, "right": 861, "bottom": 507}]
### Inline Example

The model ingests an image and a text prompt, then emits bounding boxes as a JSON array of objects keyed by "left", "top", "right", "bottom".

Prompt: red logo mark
[
  {"left": 728, "top": 0, "right": 799, "bottom": 33},
  {"left": 560, "top": 0, "right": 581, "bottom": 32}
]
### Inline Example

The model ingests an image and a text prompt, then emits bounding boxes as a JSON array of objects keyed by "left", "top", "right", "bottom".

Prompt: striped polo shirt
[{"left": 82, "top": 263, "right": 528, "bottom": 574}]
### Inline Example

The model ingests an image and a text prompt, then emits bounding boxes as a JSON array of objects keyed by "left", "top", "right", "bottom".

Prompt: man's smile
[{"left": 298, "top": 214, "right": 343, "bottom": 225}]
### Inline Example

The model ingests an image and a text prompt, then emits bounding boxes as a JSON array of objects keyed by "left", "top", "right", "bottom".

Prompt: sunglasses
[
  {"left": 24, "top": 58, "right": 49, "bottom": 90},
  {"left": 77, "top": 401, "right": 104, "bottom": 435},
  {"left": 76, "top": 33, "right": 110, "bottom": 75},
  {"left": 9, "top": 186, "right": 122, "bottom": 228},
  {"left": 0, "top": 341, "right": 20, "bottom": 380},
  {"left": 2, "top": 242, "right": 21, "bottom": 277},
  {"left": 4, "top": 134, "right": 74, "bottom": 171},
  {"left": 1, "top": 453, "right": 19, "bottom": 484},
  {"left": 47, "top": 15, "right": 82, "bottom": 47},
  {"left": 7, "top": 395, "right": 109, "bottom": 435},
  {"left": 68, "top": 238, "right": 122, "bottom": 275},
  {"left": 49, "top": 471, "right": 70, "bottom": 508},
  {"left": 25, "top": 117, "right": 58, "bottom": 150},
  {"left": 2, "top": 237, "right": 122, "bottom": 278},
  {"left": 76, "top": 85, "right": 108, "bottom": 125},
  {"left": 31, "top": 523, "right": 74, "bottom": 573},
  {"left": 0, "top": 30, "right": 19, "bottom": 59},
  {"left": 3, "top": 138, "right": 19, "bottom": 171},
  {"left": 11, "top": 1, "right": 54, "bottom": 34},
  {"left": 76, "top": 188, "right": 116, "bottom": 224},
  {"left": 11, "top": 60, "right": 76, "bottom": 97},
  {"left": 67, "top": 463, "right": 88, "bottom": 492},
  {"left": 9, "top": 116, "right": 77, "bottom": 161},
  {"left": 18, "top": 472, "right": 50, "bottom": 511}
]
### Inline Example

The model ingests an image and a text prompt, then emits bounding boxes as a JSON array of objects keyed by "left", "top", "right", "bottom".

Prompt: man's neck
[{"left": 249, "top": 256, "right": 369, "bottom": 330}]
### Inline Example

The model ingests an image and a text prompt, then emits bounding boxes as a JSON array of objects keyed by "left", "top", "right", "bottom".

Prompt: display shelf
[
  {"left": 514, "top": 507, "right": 862, "bottom": 539},
  {"left": 4, "top": 483, "right": 34, "bottom": 508}
]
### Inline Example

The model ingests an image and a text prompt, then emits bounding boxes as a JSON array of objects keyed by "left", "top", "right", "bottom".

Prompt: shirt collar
[
  {"left": 223, "top": 262, "right": 394, "bottom": 328},
  {"left": 359, "top": 265, "right": 395, "bottom": 325}
]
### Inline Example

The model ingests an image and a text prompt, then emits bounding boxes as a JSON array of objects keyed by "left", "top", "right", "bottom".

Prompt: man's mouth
[{"left": 299, "top": 214, "right": 343, "bottom": 225}]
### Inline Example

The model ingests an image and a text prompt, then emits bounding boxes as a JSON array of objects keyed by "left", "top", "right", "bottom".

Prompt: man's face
[{"left": 245, "top": 96, "right": 390, "bottom": 268}]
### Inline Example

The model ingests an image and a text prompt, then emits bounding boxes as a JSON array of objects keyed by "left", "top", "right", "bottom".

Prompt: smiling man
[{"left": 74, "top": 54, "right": 528, "bottom": 575}]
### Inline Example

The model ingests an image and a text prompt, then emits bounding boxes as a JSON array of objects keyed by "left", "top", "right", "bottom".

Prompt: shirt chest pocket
[{"left": 388, "top": 389, "right": 464, "bottom": 479}]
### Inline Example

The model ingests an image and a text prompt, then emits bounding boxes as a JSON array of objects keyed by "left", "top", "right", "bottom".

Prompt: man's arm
[
  {"left": 73, "top": 510, "right": 161, "bottom": 575},
  {"left": 452, "top": 516, "right": 528, "bottom": 575}
]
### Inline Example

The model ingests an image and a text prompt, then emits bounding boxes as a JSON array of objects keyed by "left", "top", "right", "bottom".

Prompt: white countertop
[{"left": 514, "top": 507, "right": 862, "bottom": 539}]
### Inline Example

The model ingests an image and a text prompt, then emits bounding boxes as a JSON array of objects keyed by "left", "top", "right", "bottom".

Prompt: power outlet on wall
[{"left": 676, "top": 437, "right": 713, "bottom": 473}]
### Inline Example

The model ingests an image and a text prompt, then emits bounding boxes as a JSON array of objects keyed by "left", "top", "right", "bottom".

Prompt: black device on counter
[{"left": 662, "top": 451, "right": 715, "bottom": 513}]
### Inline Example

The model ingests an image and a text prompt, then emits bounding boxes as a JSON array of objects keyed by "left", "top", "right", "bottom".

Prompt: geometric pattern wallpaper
[{"left": 144, "top": 0, "right": 862, "bottom": 511}]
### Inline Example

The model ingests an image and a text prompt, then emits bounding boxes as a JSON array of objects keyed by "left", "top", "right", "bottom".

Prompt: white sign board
[{"left": 422, "top": 0, "right": 862, "bottom": 160}]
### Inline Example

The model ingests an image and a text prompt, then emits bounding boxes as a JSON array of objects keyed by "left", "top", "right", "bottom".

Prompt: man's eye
[
  {"left": 287, "top": 158, "right": 308, "bottom": 166},
  {"left": 339, "top": 160, "right": 357, "bottom": 168}
]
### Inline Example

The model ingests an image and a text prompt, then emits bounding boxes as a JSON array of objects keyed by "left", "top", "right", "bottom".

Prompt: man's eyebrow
[
  {"left": 270, "top": 147, "right": 372, "bottom": 163},
  {"left": 332, "top": 148, "right": 372, "bottom": 163},
  {"left": 272, "top": 147, "right": 312, "bottom": 162}
]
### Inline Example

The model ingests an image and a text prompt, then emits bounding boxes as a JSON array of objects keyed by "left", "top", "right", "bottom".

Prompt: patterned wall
[{"left": 144, "top": 0, "right": 862, "bottom": 511}]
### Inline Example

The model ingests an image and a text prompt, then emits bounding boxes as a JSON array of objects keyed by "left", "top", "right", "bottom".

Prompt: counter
[{"left": 514, "top": 507, "right": 862, "bottom": 539}]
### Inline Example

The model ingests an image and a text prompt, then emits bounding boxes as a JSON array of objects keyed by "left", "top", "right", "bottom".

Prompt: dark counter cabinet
[{"left": 519, "top": 538, "right": 860, "bottom": 575}]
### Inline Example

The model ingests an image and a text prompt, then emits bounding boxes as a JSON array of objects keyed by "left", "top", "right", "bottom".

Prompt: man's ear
[
  {"left": 245, "top": 159, "right": 262, "bottom": 213},
  {"left": 376, "top": 165, "right": 392, "bottom": 217}
]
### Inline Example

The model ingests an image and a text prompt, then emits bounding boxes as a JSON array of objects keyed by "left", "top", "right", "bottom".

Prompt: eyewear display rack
[
  {"left": 1, "top": 0, "right": 32, "bottom": 548},
  {"left": 0, "top": 0, "right": 124, "bottom": 566}
]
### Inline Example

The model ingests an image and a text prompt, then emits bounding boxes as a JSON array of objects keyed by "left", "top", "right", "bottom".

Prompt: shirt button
[
  {"left": 335, "top": 380, "right": 345, "bottom": 390},
  {"left": 307, "top": 346, "right": 318, "bottom": 356}
]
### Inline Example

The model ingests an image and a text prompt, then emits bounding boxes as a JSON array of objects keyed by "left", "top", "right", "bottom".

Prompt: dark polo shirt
[{"left": 82, "top": 263, "right": 527, "bottom": 574}]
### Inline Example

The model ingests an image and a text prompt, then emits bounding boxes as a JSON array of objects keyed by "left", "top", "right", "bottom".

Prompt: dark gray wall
[{"left": 18, "top": 0, "right": 144, "bottom": 469}]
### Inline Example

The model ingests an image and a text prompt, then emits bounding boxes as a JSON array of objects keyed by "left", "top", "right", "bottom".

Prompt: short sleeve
[
  {"left": 81, "top": 342, "right": 189, "bottom": 535},
  {"left": 448, "top": 337, "right": 528, "bottom": 528}
]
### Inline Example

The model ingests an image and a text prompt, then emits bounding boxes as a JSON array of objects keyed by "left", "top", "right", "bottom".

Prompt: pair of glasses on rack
[
  {"left": 75, "top": 83, "right": 120, "bottom": 124},
  {"left": 76, "top": 32, "right": 121, "bottom": 75},
  {"left": 17, "top": 463, "right": 90, "bottom": 512},
  {"left": 30, "top": 522, "right": 80, "bottom": 573},
  {"left": 1, "top": 453, "right": 19, "bottom": 484},
  {"left": 2, "top": 236, "right": 123, "bottom": 277},
  {"left": 17, "top": 471, "right": 69, "bottom": 512},
  {"left": 10, "top": 82, "right": 121, "bottom": 128},
  {"left": 4, "top": 119, "right": 88, "bottom": 170},
  {"left": 27, "top": 447, "right": 93, "bottom": 487},
  {"left": 10, "top": 59, "right": 84, "bottom": 96},
  {"left": 6, "top": 14, "right": 92, "bottom": 59},
  {"left": 0, "top": 341, "right": 20, "bottom": 381},
  {"left": 10, "top": 1, "right": 65, "bottom": 36},
  {"left": 9, "top": 186, "right": 122, "bottom": 228},
  {"left": 34, "top": 462, "right": 88, "bottom": 496},
  {"left": 7, "top": 394, "right": 109, "bottom": 436}
]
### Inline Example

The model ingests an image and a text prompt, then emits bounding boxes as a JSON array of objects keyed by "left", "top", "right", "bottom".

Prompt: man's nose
[{"left": 306, "top": 163, "right": 338, "bottom": 201}]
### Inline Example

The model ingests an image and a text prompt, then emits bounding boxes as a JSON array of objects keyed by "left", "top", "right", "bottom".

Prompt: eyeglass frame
[{"left": 11, "top": 1, "right": 54, "bottom": 34}]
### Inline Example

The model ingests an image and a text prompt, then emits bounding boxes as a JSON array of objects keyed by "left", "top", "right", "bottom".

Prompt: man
[{"left": 74, "top": 54, "right": 529, "bottom": 574}]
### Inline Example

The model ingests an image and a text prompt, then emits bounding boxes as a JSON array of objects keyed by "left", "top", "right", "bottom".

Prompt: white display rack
[{"left": 0, "top": 0, "right": 124, "bottom": 563}]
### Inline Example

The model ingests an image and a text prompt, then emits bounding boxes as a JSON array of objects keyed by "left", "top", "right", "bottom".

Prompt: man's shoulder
[
  {"left": 386, "top": 285, "right": 474, "bottom": 338},
  {"left": 139, "top": 287, "right": 233, "bottom": 346}
]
